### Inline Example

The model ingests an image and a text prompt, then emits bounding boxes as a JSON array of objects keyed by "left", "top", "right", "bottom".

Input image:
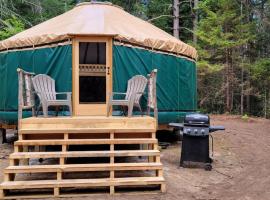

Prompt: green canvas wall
[
  {"left": 0, "top": 44, "right": 196, "bottom": 124},
  {"left": 113, "top": 45, "right": 197, "bottom": 113},
  {"left": 0, "top": 45, "right": 72, "bottom": 123}
]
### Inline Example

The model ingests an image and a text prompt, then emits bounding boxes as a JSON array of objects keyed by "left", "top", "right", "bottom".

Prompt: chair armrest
[
  {"left": 38, "top": 92, "right": 72, "bottom": 95},
  {"left": 111, "top": 92, "right": 127, "bottom": 95},
  {"left": 35, "top": 92, "right": 72, "bottom": 101},
  {"left": 55, "top": 92, "right": 72, "bottom": 95},
  {"left": 108, "top": 92, "right": 126, "bottom": 102}
]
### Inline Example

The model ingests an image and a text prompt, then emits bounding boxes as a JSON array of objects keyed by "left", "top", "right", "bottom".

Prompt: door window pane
[
  {"left": 79, "top": 42, "right": 106, "bottom": 64},
  {"left": 79, "top": 42, "right": 106, "bottom": 103}
]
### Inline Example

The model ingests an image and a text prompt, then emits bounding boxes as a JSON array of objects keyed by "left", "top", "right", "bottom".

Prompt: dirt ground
[{"left": 0, "top": 115, "right": 270, "bottom": 200}]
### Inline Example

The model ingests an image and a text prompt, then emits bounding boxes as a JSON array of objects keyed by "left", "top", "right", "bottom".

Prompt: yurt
[{"left": 0, "top": 2, "right": 197, "bottom": 126}]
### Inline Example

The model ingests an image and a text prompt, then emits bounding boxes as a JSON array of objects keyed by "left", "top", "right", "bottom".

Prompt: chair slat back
[
  {"left": 125, "top": 75, "right": 148, "bottom": 103},
  {"left": 32, "top": 74, "right": 56, "bottom": 101}
]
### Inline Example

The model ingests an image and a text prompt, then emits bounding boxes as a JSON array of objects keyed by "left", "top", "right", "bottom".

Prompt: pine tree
[{"left": 196, "top": 0, "right": 255, "bottom": 113}]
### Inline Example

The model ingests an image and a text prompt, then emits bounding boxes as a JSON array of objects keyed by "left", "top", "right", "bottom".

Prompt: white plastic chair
[
  {"left": 32, "top": 74, "right": 72, "bottom": 117},
  {"left": 107, "top": 75, "right": 148, "bottom": 117}
]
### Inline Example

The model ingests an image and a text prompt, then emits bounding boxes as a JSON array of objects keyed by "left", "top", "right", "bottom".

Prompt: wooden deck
[
  {"left": 0, "top": 116, "right": 165, "bottom": 199},
  {"left": 18, "top": 116, "right": 156, "bottom": 136}
]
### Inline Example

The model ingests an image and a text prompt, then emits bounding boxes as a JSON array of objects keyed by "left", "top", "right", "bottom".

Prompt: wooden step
[
  {"left": 0, "top": 177, "right": 165, "bottom": 189},
  {"left": 9, "top": 150, "right": 160, "bottom": 159},
  {"left": 15, "top": 138, "right": 157, "bottom": 146},
  {"left": 5, "top": 163, "right": 163, "bottom": 173},
  {"left": 19, "top": 128, "right": 155, "bottom": 134}
]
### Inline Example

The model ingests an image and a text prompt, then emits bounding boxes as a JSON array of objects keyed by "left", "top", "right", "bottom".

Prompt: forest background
[{"left": 0, "top": 0, "right": 270, "bottom": 118}]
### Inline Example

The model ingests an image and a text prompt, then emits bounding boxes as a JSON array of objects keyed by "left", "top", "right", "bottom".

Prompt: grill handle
[
  {"left": 168, "top": 123, "right": 184, "bottom": 130},
  {"left": 209, "top": 126, "right": 225, "bottom": 133}
]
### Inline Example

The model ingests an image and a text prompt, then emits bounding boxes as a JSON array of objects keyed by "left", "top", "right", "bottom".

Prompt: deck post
[
  {"left": 0, "top": 189, "right": 4, "bottom": 198},
  {"left": 54, "top": 187, "right": 60, "bottom": 197},
  {"left": 161, "top": 183, "right": 166, "bottom": 193},
  {"left": 110, "top": 131, "right": 115, "bottom": 194}
]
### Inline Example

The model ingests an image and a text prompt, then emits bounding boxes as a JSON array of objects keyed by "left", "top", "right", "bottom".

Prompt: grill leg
[{"left": 1, "top": 128, "right": 7, "bottom": 144}]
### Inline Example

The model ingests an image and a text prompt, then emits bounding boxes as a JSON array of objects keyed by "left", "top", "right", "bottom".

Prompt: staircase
[{"left": 0, "top": 116, "right": 165, "bottom": 199}]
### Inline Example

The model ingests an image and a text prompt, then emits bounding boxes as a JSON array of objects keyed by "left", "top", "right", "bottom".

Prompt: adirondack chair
[
  {"left": 147, "top": 69, "right": 158, "bottom": 122},
  {"left": 107, "top": 75, "right": 148, "bottom": 117},
  {"left": 32, "top": 74, "right": 72, "bottom": 117},
  {"left": 17, "top": 68, "right": 36, "bottom": 123}
]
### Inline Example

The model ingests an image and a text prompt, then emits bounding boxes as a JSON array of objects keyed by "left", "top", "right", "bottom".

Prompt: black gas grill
[{"left": 169, "top": 113, "right": 225, "bottom": 170}]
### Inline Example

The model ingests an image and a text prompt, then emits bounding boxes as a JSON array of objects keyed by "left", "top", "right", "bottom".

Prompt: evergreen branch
[
  {"left": 0, "top": 2, "right": 33, "bottom": 26},
  {"left": 148, "top": 15, "right": 173, "bottom": 22},
  {"left": 179, "top": 26, "right": 194, "bottom": 34},
  {"left": 22, "top": 0, "right": 42, "bottom": 8}
]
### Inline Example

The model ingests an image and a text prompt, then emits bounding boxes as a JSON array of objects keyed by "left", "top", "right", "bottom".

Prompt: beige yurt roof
[{"left": 0, "top": 2, "right": 197, "bottom": 60}]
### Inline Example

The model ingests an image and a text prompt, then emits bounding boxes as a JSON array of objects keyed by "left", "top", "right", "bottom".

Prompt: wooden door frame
[{"left": 72, "top": 36, "right": 113, "bottom": 116}]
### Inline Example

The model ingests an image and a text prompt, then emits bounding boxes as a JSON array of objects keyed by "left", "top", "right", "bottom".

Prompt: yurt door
[{"left": 73, "top": 37, "right": 112, "bottom": 116}]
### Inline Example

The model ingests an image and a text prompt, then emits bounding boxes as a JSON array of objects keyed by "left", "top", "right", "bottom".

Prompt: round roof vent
[{"left": 76, "top": 1, "right": 123, "bottom": 10}]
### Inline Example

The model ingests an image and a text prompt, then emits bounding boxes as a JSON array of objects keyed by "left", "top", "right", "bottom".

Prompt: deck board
[
  {"left": 5, "top": 163, "right": 163, "bottom": 173},
  {"left": 15, "top": 138, "right": 157, "bottom": 146},
  {"left": 10, "top": 150, "right": 160, "bottom": 159},
  {"left": 1, "top": 177, "right": 165, "bottom": 189},
  {"left": 19, "top": 116, "right": 156, "bottom": 134}
]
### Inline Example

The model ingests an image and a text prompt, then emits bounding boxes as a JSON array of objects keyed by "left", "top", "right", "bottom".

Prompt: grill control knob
[
  {"left": 194, "top": 129, "right": 198, "bottom": 134},
  {"left": 201, "top": 129, "right": 205, "bottom": 135},
  {"left": 187, "top": 129, "right": 191, "bottom": 134}
]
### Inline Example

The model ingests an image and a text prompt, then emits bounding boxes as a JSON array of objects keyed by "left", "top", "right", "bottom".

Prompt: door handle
[{"left": 107, "top": 67, "right": 110, "bottom": 75}]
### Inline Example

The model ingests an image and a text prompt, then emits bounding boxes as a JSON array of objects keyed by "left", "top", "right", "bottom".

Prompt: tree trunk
[
  {"left": 226, "top": 48, "right": 230, "bottom": 113},
  {"left": 230, "top": 49, "right": 234, "bottom": 112},
  {"left": 240, "top": 66, "right": 244, "bottom": 115},
  {"left": 240, "top": 1, "right": 244, "bottom": 115},
  {"left": 193, "top": 0, "right": 199, "bottom": 44},
  {"left": 246, "top": 77, "right": 250, "bottom": 113},
  {"left": 173, "top": 0, "right": 179, "bottom": 39}
]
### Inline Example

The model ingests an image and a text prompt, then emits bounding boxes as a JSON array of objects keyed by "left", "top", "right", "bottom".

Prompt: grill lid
[{"left": 184, "top": 113, "right": 210, "bottom": 126}]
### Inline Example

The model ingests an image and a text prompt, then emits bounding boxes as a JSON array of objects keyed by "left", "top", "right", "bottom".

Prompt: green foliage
[
  {"left": 241, "top": 114, "right": 249, "bottom": 121},
  {"left": 0, "top": 16, "right": 24, "bottom": 40},
  {"left": 111, "top": 0, "right": 147, "bottom": 18},
  {"left": 251, "top": 59, "right": 270, "bottom": 86},
  {"left": 197, "top": 0, "right": 254, "bottom": 53},
  {"left": 12, "top": 0, "right": 76, "bottom": 27},
  {"left": 147, "top": 0, "right": 172, "bottom": 34},
  {"left": 195, "top": 0, "right": 259, "bottom": 115}
]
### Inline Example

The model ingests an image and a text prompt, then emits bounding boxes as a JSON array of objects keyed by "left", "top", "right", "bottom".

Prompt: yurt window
[{"left": 79, "top": 42, "right": 106, "bottom": 103}]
